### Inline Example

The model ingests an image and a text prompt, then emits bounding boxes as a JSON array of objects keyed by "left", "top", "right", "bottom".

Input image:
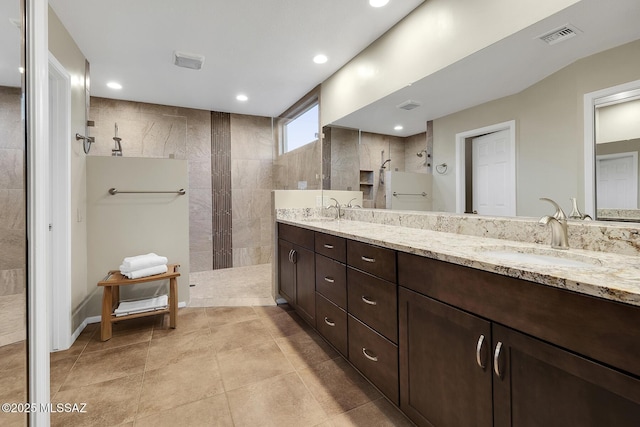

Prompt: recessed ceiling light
[
  {"left": 394, "top": 125, "right": 404, "bottom": 131},
  {"left": 107, "top": 82, "right": 122, "bottom": 90},
  {"left": 369, "top": 0, "right": 389, "bottom": 7},
  {"left": 313, "top": 54, "right": 328, "bottom": 64},
  {"left": 236, "top": 94, "right": 248, "bottom": 102}
]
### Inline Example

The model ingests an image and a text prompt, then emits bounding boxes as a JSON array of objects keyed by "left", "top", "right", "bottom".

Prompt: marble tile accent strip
[{"left": 212, "top": 112, "right": 232, "bottom": 269}]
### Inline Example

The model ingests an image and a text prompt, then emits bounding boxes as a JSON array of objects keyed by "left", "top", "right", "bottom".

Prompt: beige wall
[
  {"left": 321, "top": 0, "right": 579, "bottom": 126},
  {"left": 431, "top": 39, "right": 640, "bottom": 217},
  {"left": 48, "top": 7, "right": 90, "bottom": 329}
]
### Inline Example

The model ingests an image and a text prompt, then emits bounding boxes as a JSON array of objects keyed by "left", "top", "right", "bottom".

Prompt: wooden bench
[{"left": 97, "top": 264, "right": 180, "bottom": 341}]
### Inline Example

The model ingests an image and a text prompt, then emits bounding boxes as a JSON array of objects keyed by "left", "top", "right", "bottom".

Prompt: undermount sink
[{"left": 477, "top": 246, "right": 603, "bottom": 268}]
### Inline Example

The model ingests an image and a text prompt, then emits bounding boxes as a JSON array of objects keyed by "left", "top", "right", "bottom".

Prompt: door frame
[
  {"left": 455, "top": 120, "right": 516, "bottom": 215},
  {"left": 584, "top": 78, "right": 640, "bottom": 217},
  {"left": 48, "top": 52, "right": 72, "bottom": 351}
]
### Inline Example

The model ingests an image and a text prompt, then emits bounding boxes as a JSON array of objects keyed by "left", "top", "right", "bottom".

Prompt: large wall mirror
[
  {"left": 322, "top": 0, "right": 640, "bottom": 222},
  {"left": 0, "top": 0, "right": 28, "bottom": 425}
]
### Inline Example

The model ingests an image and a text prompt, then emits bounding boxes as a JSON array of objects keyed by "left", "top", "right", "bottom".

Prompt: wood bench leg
[
  {"left": 169, "top": 277, "right": 177, "bottom": 329},
  {"left": 101, "top": 286, "right": 113, "bottom": 341}
]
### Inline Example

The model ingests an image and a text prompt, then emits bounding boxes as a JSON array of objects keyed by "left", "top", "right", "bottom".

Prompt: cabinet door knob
[
  {"left": 362, "top": 347, "right": 378, "bottom": 362},
  {"left": 361, "top": 296, "right": 377, "bottom": 306},
  {"left": 361, "top": 256, "right": 375, "bottom": 263},
  {"left": 324, "top": 277, "right": 335, "bottom": 283},
  {"left": 323, "top": 244, "right": 334, "bottom": 249},
  {"left": 324, "top": 317, "right": 335, "bottom": 327},
  {"left": 476, "top": 334, "right": 487, "bottom": 369},
  {"left": 494, "top": 341, "right": 504, "bottom": 378},
  {"left": 290, "top": 249, "right": 297, "bottom": 264}
]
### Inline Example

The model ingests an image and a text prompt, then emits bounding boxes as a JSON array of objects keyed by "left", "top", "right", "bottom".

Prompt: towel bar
[
  {"left": 108, "top": 188, "right": 186, "bottom": 195},
  {"left": 392, "top": 192, "right": 427, "bottom": 197}
]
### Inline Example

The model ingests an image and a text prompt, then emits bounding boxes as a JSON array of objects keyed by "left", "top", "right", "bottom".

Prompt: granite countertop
[{"left": 278, "top": 217, "right": 640, "bottom": 308}]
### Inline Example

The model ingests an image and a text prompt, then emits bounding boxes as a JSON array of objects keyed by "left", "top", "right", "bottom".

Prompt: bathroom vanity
[{"left": 276, "top": 215, "right": 640, "bottom": 427}]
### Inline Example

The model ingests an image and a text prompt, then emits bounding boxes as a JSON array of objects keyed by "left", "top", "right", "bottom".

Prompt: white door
[
  {"left": 596, "top": 152, "right": 638, "bottom": 209},
  {"left": 472, "top": 129, "right": 513, "bottom": 216}
]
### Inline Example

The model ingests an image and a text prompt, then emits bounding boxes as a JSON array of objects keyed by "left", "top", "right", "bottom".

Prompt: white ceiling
[
  {"left": 334, "top": 0, "right": 640, "bottom": 136},
  {"left": 45, "top": 0, "right": 424, "bottom": 117}
]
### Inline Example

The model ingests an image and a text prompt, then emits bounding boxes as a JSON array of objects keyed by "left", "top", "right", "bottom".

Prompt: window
[{"left": 283, "top": 103, "right": 319, "bottom": 153}]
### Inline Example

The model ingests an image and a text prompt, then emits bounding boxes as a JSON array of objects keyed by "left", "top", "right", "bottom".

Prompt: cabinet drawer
[
  {"left": 347, "top": 240, "right": 396, "bottom": 283},
  {"left": 316, "top": 293, "right": 348, "bottom": 357},
  {"left": 348, "top": 314, "right": 399, "bottom": 405},
  {"left": 278, "top": 223, "right": 314, "bottom": 250},
  {"left": 315, "top": 232, "right": 346, "bottom": 263},
  {"left": 347, "top": 267, "right": 397, "bottom": 343},
  {"left": 315, "top": 254, "right": 347, "bottom": 309}
]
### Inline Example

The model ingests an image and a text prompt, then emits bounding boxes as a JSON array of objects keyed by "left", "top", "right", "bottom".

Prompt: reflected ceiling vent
[
  {"left": 174, "top": 51, "right": 205, "bottom": 70},
  {"left": 537, "top": 24, "right": 581, "bottom": 45},
  {"left": 396, "top": 100, "right": 422, "bottom": 111}
]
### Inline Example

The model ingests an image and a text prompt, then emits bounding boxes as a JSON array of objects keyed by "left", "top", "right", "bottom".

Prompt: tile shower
[{"left": 89, "top": 97, "right": 274, "bottom": 272}]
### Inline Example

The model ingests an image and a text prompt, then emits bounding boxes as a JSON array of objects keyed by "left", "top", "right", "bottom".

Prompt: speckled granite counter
[{"left": 277, "top": 215, "right": 640, "bottom": 308}]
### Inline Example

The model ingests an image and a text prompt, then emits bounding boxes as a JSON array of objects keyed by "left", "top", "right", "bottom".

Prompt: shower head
[{"left": 380, "top": 159, "right": 391, "bottom": 169}]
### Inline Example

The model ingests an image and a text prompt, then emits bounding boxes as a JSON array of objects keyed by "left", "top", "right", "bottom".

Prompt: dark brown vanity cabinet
[
  {"left": 398, "top": 252, "right": 640, "bottom": 427},
  {"left": 277, "top": 223, "right": 315, "bottom": 326}
]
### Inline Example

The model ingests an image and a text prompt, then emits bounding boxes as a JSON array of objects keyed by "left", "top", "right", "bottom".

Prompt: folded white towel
[
  {"left": 120, "top": 253, "right": 168, "bottom": 273},
  {"left": 122, "top": 264, "right": 168, "bottom": 279},
  {"left": 114, "top": 295, "right": 168, "bottom": 316}
]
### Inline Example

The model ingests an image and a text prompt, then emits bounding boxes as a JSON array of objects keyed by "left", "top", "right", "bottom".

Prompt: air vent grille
[
  {"left": 538, "top": 24, "right": 580, "bottom": 45},
  {"left": 396, "top": 100, "right": 422, "bottom": 111}
]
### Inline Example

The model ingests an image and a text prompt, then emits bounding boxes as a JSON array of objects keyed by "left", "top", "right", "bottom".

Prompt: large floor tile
[
  {"left": 227, "top": 372, "right": 328, "bottom": 427},
  {"left": 329, "top": 398, "right": 414, "bottom": 427},
  {"left": 60, "top": 342, "right": 149, "bottom": 391},
  {"left": 83, "top": 329, "right": 152, "bottom": 354},
  {"left": 297, "top": 357, "right": 381, "bottom": 417},
  {"left": 208, "top": 317, "right": 272, "bottom": 353},
  {"left": 275, "top": 330, "right": 339, "bottom": 370},
  {"left": 50, "top": 355, "right": 77, "bottom": 397},
  {"left": 135, "top": 394, "right": 233, "bottom": 427},
  {"left": 260, "top": 310, "right": 312, "bottom": 339},
  {"left": 0, "top": 341, "right": 25, "bottom": 371},
  {"left": 51, "top": 373, "right": 143, "bottom": 427},
  {"left": 205, "top": 306, "right": 259, "bottom": 327},
  {"left": 217, "top": 340, "right": 295, "bottom": 391},
  {"left": 145, "top": 328, "right": 214, "bottom": 371},
  {"left": 152, "top": 307, "right": 209, "bottom": 338},
  {"left": 136, "top": 350, "right": 224, "bottom": 419}
]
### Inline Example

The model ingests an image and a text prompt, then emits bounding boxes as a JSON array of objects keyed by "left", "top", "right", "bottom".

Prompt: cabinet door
[
  {"left": 493, "top": 324, "right": 640, "bottom": 427},
  {"left": 399, "top": 288, "right": 493, "bottom": 427},
  {"left": 278, "top": 239, "right": 295, "bottom": 304},
  {"left": 293, "top": 245, "right": 315, "bottom": 327}
]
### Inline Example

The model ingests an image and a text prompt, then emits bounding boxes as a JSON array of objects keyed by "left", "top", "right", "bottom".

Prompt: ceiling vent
[
  {"left": 174, "top": 51, "right": 205, "bottom": 70},
  {"left": 396, "top": 100, "right": 422, "bottom": 111},
  {"left": 537, "top": 24, "right": 581, "bottom": 46}
]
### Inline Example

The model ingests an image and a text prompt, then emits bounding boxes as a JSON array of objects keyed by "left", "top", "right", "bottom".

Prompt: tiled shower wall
[
  {"left": 0, "top": 86, "right": 25, "bottom": 346},
  {"left": 89, "top": 97, "right": 274, "bottom": 272}
]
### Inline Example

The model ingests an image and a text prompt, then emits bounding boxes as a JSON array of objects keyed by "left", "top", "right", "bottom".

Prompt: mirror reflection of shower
[
  {"left": 112, "top": 122, "right": 123, "bottom": 156},
  {"left": 379, "top": 150, "right": 391, "bottom": 184},
  {"left": 416, "top": 149, "right": 431, "bottom": 167}
]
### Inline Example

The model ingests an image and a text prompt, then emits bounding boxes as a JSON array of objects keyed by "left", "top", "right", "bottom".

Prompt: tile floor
[
  {"left": 189, "top": 264, "right": 275, "bottom": 307},
  {"left": 40, "top": 305, "right": 414, "bottom": 426}
]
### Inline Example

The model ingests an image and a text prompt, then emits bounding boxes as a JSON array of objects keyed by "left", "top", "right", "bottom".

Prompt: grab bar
[
  {"left": 108, "top": 188, "right": 186, "bottom": 195},
  {"left": 392, "top": 192, "right": 427, "bottom": 197}
]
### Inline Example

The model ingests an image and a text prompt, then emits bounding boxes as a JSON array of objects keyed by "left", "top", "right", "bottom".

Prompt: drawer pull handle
[
  {"left": 324, "top": 276, "right": 335, "bottom": 283},
  {"left": 361, "top": 256, "right": 375, "bottom": 263},
  {"left": 361, "top": 296, "right": 377, "bottom": 306},
  {"left": 290, "top": 249, "right": 297, "bottom": 264},
  {"left": 476, "top": 334, "right": 486, "bottom": 369},
  {"left": 494, "top": 341, "right": 504, "bottom": 379},
  {"left": 324, "top": 317, "right": 335, "bottom": 327},
  {"left": 362, "top": 348, "right": 378, "bottom": 362},
  {"left": 288, "top": 249, "right": 293, "bottom": 263},
  {"left": 323, "top": 244, "right": 334, "bottom": 249}
]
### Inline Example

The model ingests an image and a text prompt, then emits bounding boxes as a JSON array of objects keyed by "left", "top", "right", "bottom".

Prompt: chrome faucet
[
  {"left": 326, "top": 198, "right": 341, "bottom": 219},
  {"left": 346, "top": 198, "right": 361, "bottom": 208},
  {"left": 539, "top": 198, "right": 569, "bottom": 249}
]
